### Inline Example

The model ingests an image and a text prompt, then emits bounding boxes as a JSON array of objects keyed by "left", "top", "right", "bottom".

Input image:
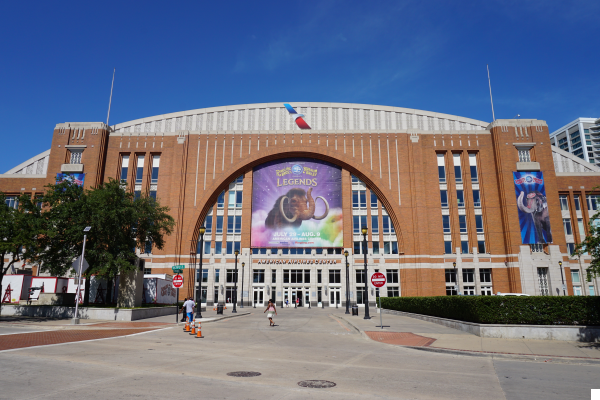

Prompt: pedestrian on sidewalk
[
  {"left": 295, "top": 297, "right": 299, "bottom": 308},
  {"left": 264, "top": 300, "right": 277, "bottom": 326},
  {"left": 182, "top": 297, "right": 195, "bottom": 323},
  {"left": 285, "top": 298, "right": 289, "bottom": 307},
  {"left": 180, "top": 297, "right": 188, "bottom": 322}
]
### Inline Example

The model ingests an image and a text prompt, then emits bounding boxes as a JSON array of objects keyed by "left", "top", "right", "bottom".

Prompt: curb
[
  {"left": 202, "top": 312, "right": 252, "bottom": 324},
  {"left": 335, "top": 314, "right": 600, "bottom": 366}
]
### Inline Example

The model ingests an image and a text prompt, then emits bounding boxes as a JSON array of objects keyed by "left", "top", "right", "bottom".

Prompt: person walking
[
  {"left": 264, "top": 300, "right": 277, "bottom": 327},
  {"left": 182, "top": 297, "right": 195, "bottom": 323},
  {"left": 180, "top": 297, "right": 188, "bottom": 322},
  {"left": 295, "top": 297, "right": 299, "bottom": 308},
  {"left": 285, "top": 298, "right": 289, "bottom": 308}
]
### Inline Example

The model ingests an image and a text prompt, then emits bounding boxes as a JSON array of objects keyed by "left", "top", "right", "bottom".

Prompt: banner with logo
[
  {"left": 56, "top": 173, "right": 85, "bottom": 187},
  {"left": 513, "top": 171, "right": 552, "bottom": 244},
  {"left": 251, "top": 158, "right": 343, "bottom": 248}
]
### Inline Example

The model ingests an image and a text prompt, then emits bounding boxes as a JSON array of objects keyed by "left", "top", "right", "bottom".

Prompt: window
[
  {"left": 135, "top": 155, "right": 145, "bottom": 185},
  {"left": 571, "top": 270, "right": 580, "bottom": 283},
  {"left": 271, "top": 270, "right": 276, "bottom": 283},
  {"left": 386, "top": 269, "right": 399, "bottom": 284},
  {"left": 518, "top": 149, "right": 531, "bottom": 163},
  {"left": 589, "top": 285, "right": 595, "bottom": 296},
  {"left": 217, "top": 191, "right": 225, "bottom": 208},
  {"left": 329, "top": 270, "right": 341, "bottom": 284},
  {"left": 200, "top": 286, "right": 207, "bottom": 303},
  {"left": 477, "top": 240, "right": 486, "bottom": 254},
  {"left": 151, "top": 155, "right": 160, "bottom": 184},
  {"left": 559, "top": 195, "right": 569, "bottom": 211},
  {"left": 462, "top": 269, "right": 474, "bottom": 283},
  {"left": 204, "top": 216, "right": 213, "bottom": 234},
  {"left": 359, "top": 191, "right": 366, "bottom": 208},
  {"left": 445, "top": 269, "right": 456, "bottom": 283},
  {"left": 461, "top": 240, "right": 469, "bottom": 254},
  {"left": 356, "top": 270, "right": 365, "bottom": 284},
  {"left": 563, "top": 218, "right": 573, "bottom": 236},
  {"left": 351, "top": 175, "right": 360, "bottom": 184},
  {"left": 371, "top": 192, "right": 378, "bottom": 208},
  {"left": 459, "top": 215, "right": 467, "bottom": 233},
  {"left": 215, "top": 269, "right": 220, "bottom": 283},
  {"left": 437, "top": 154, "right": 446, "bottom": 183},
  {"left": 4, "top": 196, "right": 18, "bottom": 209},
  {"left": 196, "top": 269, "right": 208, "bottom": 283},
  {"left": 469, "top": 154, "right": 478, "bottom": 183},
  {"left": 445, "top": 241, "right": 453, "bottom": 254},
  {"left": 587, "top": 195, "right": 599, "bottom": 211},
  {"left": 353, "top": 215, "right": 367, "bottom": 234},
  {"left": 567, "top": 243, "right": 575, "bottom": 254},
  {"left": 253, "top": 269, "right": 265, "bottom": 283},
  {"left": 226, "top": 241, "right": 240, "bottom": 254},
  {"left": 290, "top": 269, "right": 303, "bottom": 284},
  {"left": 463, "top": 286, "right": 475, "bottom": 296},
  {"left": 235, "top": 175, "right": 243, "bottom": 184},
  {"left": 382, "top": 216, "right": 395, "bottom": 234},
  {"left": 480, "top": 268, "right": 491, "bottom": 283},
  {"left": 387, "top": 287, "right": 400, "bottom": 297},
  {"left": 317, "top": 270, "right": 322, "bottom": 283},
  {"left": 215, "top": 216, "right": 223, "bottom": 234},
  {"left": 227, "top": 216, "right": 234, "bottom": 233},
  {"left": 371, "top": 215, "right": 379, "bottom": 234},
  {"left": 442, "top": 215, "right": 451, "bottom": 234},
  {"left": 481, "top": 287, "right": 493, "bottom": 296},
  {"left": 214, "top": 287, "right": 219, "bottom": 304},
  {"left": 456, "top": 190, "right": 465, "bottom": 207},
  {"left": 574, "top": 286, "right": 582, "bottom": 296},
  {"left": 356, "top": 287, "right": 366, "bottom": 304},
  {"left": 354, "top": 241, "right": 361, "bottom": 255},
  {"left": 383, "top": 241, "right": 398, "bottom": 254},
  {"left": 352, "top": 190, "right": 366, "bottom": 208},
  {"left": 226, "top": 269, "right": 238, "bottom": 283},
  {"left": 120, "top": 155, "right": 129, "bottom": 183},
  {"left": 225, "top": 288, "right": 236, "bottom": 303},
  {"left": 70, "top": 150, "right": 82, "bottom": 164},
  {"left": 473, "top": 190, "right": 481, "bottom": 207},
  {"left": 215, "top": 241, "right": 222, "bottom": 254},
  {"left": 475, "top": 215, "right": 484, "bottom": 233},
  {"left": 446, "top": 286, "right": 457, "bottom": 296},
  {"left": 453, "top": 153, "right": 462, "bottom": 183},
  {"left": 440, "top": 190, "right": 448, "bottom": 208},
  {"left": 228, "top": 189, "right": 243, "bottom": 208},
  {"left": 304, "top": 269, "right": 310, "bottom": 284},
  {"left": 197, "top": 240, "right": 210, "bottom": 255},
  {"left": 372, "top": 241, "right": 380, "bottom": 254}
]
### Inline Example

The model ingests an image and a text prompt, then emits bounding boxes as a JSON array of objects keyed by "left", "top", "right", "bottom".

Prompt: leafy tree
[
  {"left": 574, "top": 194, "right": 600, "bottom": 279},
  {"left": 0, "top": 192, "right": 40, "bottom": 315}
]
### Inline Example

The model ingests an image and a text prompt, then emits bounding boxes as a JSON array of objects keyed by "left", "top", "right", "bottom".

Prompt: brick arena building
[{"left": 1, "top": 102, "right": 599, "bottom": 306}]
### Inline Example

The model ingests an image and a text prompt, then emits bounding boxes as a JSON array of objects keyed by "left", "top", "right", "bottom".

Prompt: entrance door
[
  {"left": 253, "top": 287, "right": 264, "bottom": 307},
  {"left": 304, "top": 290, "right": 310, "bottom": 307},
  {"left": 329, "top": 288, "right": 341, "bottom": 307},
  {"left": 297, "top": 290, "right": 303, "bottom": 306}
]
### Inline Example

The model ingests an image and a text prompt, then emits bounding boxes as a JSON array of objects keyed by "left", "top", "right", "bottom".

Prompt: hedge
[{"left": 380, "top": 296, "right": 600, "bottom": 325}]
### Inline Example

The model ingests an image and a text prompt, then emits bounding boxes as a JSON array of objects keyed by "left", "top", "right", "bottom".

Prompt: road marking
[{"left": 329, "top": 316, "right": 351, "bottom": 332}]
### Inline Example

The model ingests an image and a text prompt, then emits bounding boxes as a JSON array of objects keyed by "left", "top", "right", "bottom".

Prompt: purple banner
[{"left": 251, "top": 158, "right": 343, "bottom": 248}]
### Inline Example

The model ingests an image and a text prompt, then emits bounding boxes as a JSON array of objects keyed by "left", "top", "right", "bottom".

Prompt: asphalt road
[{"left": 0, "top": 308, "right": 597, "bottom": 399}]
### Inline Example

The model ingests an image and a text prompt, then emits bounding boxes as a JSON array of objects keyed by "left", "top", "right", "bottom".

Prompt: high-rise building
[{"left": 549, "top": 118, "right": 598, "bottom": 163}]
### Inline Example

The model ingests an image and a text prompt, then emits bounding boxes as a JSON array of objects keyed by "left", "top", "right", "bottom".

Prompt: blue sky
[{"left": 1, "top": 0, "right": 598, "bottom": 172}]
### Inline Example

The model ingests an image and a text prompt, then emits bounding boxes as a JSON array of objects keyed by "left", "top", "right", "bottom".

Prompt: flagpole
[
  {"left": 487, "top": 65, "right": 495, "bottom": 122},
  {"left": 106, "top": 68, "right": 115, "bottom": 127}
]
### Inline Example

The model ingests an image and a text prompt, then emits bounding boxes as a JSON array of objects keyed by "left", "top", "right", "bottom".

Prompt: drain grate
[
  {"left": 298, "top": 380, "right": 336, "bottom": 389},
  {"left": 227, "top": 371, "right": 262, "bottom": 377}
]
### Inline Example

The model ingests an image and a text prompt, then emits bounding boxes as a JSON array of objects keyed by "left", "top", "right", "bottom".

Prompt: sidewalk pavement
[{"left": 333, "top": 310, "right": 600, "bottom": 361}]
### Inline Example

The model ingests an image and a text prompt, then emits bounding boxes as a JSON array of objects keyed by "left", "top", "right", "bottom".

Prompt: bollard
[
  {"left": 196, "top": 321, "right": 204, "bottom": 338},
  {"left": 190, "top": 320, "right": 196, "bottom": 335},
  {"left": 184, "top": 317, "right": 190, "bottom": 332}
]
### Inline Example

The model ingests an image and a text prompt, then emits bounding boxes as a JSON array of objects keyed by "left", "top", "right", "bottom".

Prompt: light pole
[
  {"left": 241, "top": 262, "right": 245, "bottom": 308},
  {"left": 196, "top": 226, "right": 205, "bottom": 319},
  {"left": 233, "top": 250, "right": 239, "bottom": 313},
  {"left": 559, "top": 261, "right": 566, "bottom": 296},
  {"left": 362, "top": 227, "right": 371, "bottom": 319},
  {"left": 453, "top": 261, "right": 458, "bottom": 295},
  {"left": 344, "top": 250, "right": 350, "bottom": 314},
  {"left": 72, "top": 226, "right": 91, "bottom": 325}
]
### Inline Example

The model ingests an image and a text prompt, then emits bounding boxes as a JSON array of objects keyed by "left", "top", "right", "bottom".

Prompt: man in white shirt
[{"left": 182, "top": 297, "right": 195, "bottom": 322}]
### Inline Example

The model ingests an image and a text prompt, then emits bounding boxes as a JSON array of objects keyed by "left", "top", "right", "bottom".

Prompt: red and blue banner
[
  {"left": 56, "top": 173, "right": 85, "bottom": 187},
  {"left": 513, "top": 171, "right": 552, "bottom": 244}
]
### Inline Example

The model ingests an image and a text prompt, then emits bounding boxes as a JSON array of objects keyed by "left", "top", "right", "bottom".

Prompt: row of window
[
  {"left": 445, "top": 268, "right": 493, "bottom": 296},
  {"left": 560, "top": 194, "right": 600, "bottom": 212},
  {"left": 120, "top": 154, "right": 161, "bottom": 199},
  {"left": 437, "top": 153, "right": 479, "bottom": 184},
  {"left": 352, "top": 215, "right": 395, "bottom": 234},
  {"left": 442, "top": 215, "right": 484, "bottom": 234},
  {"left": 440, "top": 189, "right": 481, "bottom": 208},
  {"left": 445, "top": 240, "right": 486, "bottom": 255}
]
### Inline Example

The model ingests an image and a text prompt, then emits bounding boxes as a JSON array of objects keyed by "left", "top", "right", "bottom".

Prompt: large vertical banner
[
  {"left": 251, "top": 158, "right": 343, "bottom": 248},
  {"left": 514, "top": 171, "right": 553, "bottom": 244}
]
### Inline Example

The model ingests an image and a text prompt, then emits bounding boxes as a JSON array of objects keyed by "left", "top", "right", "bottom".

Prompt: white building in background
[{"left": 549, "top": 118, "right": 598, "bottom": 163}]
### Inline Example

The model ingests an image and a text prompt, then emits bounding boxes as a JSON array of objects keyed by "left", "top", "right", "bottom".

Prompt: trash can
[
  {"left": 352, "top": 305, "right": 359, "bottom": 316},
  {"left": 216, "top": 304, "right": 224, "bottom": 315}
]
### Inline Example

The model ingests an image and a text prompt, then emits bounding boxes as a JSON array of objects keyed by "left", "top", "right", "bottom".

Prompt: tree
[
  {"left": 32, "top": 178, "right": 175, "bottom": 302},
  {"left": 0, "top": 192, "right": 40, "bottom": 315},
  {"left": 574, "top": 201, "right": 600, "bottom": 279}
]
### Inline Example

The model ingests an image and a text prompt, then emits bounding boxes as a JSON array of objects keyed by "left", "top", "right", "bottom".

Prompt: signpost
[
  {"left": 172, "top": 265, "right": 184, "bottom": 273},
  {"left": 172, "top": 272, "right": 184, "bottom": 324},
  {"left": 370, "top": 272, "right": 387, "bottom": 329}
]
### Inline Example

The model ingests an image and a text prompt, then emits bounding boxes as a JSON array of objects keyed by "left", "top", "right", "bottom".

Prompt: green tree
[
  {"left": 0, "top": 193, "right": 40, "bottom": 315},
  {"left": 574, "top": 203, "right": 600, "bottom": 279}
]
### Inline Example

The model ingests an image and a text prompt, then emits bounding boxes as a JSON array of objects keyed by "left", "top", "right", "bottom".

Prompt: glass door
[
  {"left": 329, "top": 288, "right": 341, "bottom": 307},
  {"left": 253, "top": 287, "right": 264, "bottom": 307},
  {"left": 304, "top": 290, "right": 310, "bottom": 307}
]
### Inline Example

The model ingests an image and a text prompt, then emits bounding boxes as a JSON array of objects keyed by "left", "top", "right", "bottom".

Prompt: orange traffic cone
[
  {"left": 184, "top": 317, "right": 190, "bottom": 332},
  {"left": 190, "top": 320, "right": 196, "bottom": 335},
  {"left": 196, "top": 321, "right": 204, "bottom": 338}
]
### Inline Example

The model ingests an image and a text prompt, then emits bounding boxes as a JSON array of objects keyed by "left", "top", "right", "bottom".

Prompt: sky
[{"left": 1, "top": 0, "right": 599, "bottom": 172}]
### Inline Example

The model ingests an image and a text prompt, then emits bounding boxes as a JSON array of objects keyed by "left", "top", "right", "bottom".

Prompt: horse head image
[{"left": 265, "top": 187, "right": 329, "bottom": 229}]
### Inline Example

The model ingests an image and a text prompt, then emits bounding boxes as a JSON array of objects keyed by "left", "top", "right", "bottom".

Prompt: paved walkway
[{"left": 334, "top": 309, "right": 600, "bottom": 361}]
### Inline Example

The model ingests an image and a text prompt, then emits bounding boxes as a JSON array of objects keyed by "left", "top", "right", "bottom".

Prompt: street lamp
[
  {"left": 362, "top": 227, "right": 371, "bottom": 319},
  {"left": 233, "top": 250, "right": 239, "bottom": 313},
  {"left": 559, "top": 261, "right": 566, "bottom": 296},
  {"left": 344, "top": 250, "right": 350, "bottom": 314},
  {"left": 196, "top": 226, "right": 206, "bottom": 319},
  {"left": 72, "top": 226, "right": 91, "bottom": 325},
  {"left": 452, "top": 261, "right": 458, "bottom": 295},
  {"left": 241, "top": 262, "right": 245, "bottom": 308}
]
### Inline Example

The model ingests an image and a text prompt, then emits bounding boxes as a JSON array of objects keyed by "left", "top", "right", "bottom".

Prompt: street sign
[
  {"left": 172, "top": 265, "right": 185, "bottom": 273},
  {"left": 172, "top": 274, "right": 184, "bottom": 288},
  {"left": 370, "top": 272, "right": 387, "bottom": 288},
  {"left": 562, "top": 284, "right": 567, "bottom": 291},
  {"left": 72, "top": 256, "right": 89, "bottom": 274}
]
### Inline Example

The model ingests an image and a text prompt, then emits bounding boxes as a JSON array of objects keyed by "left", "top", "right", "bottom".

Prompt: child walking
[{"left": 264, "top": 300, "right": 277, "bottom": 327}]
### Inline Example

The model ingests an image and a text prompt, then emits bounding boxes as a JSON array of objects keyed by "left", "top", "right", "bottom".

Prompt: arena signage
[
  {"left": 514, "top": 171, "right": 553, "bottom": 244},
  {"left": 255, "top": 259, "right": 338, "bottom": 265},
  {"left": 251, "top": 158, "right": 343, "bottom": 248},
  {"left": 283, "top": 103, "right": 311, "bottom": 129}
]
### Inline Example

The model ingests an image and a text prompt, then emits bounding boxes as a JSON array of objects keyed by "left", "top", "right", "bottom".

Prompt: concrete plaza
[{"left": 0, "top": 307, "right": 598, "bottom": 399}]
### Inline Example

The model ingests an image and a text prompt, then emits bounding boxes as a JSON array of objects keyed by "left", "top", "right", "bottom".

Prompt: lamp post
[
  {"left": 233, "top": 250, "right": 239, "bottom": 313},
  {"left": 453, "top": 261, "right": 458, "bottom": 295},
  {"left": 196, "top": 226, "right": 206, "bottom": 319},
  {"left": 241, "top": 262, "right": 245, "bottom": 308},
  {"left": 362, "top": 227, "right": 371, "bottom": 319},
  {"left": 344, "top": 250, "right": 350, "bottom": 314},
  {"left": 72, "top": 226, "right": 91, "bottom": 325},
  {"left": 559, "top": 261, "right": 566, "bottom": 296}
]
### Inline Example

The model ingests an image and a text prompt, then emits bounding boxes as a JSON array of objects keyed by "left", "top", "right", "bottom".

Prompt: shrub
[{"left": 380, "top": 296, "right": 600, "bottom": 325}]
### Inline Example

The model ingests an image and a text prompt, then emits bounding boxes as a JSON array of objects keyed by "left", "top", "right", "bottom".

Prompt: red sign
[
  {"left": 370, "top": 272, "right": 386, "bottom": 288},
  {"left": 172, "top": 274, "right": 184, "bottom": 288}
]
